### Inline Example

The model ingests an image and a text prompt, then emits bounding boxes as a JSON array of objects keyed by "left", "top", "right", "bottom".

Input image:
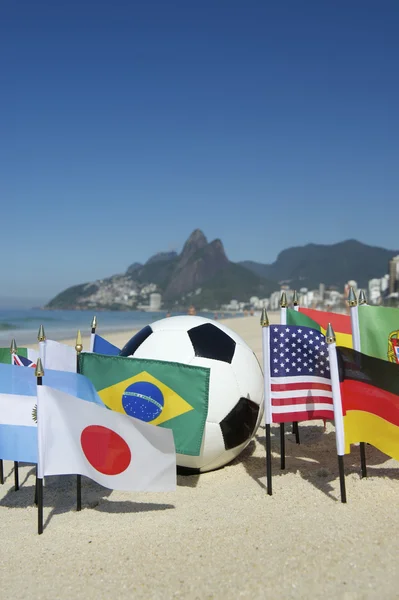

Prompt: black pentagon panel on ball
[
  {"left": 188, "top": 323, "right": 236, "bottom": 363},
  {"left": 220, "top": 397, "right": 260, "bottom": 450},
  {"left": 119, "top": 325, "right": 153, "bottom": 357}
]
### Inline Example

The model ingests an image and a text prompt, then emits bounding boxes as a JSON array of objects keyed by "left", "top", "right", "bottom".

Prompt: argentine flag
[{"left": 0, "top": 363, "right": 106, "bottom": 464}]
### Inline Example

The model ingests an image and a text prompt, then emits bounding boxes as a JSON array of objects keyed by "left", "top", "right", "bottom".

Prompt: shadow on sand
[{"left": 237, "top": 424, "right": 399, "bottom": 501}]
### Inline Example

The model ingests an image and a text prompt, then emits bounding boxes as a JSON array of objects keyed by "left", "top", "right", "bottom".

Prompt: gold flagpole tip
[
  {"left": 91, "top": 315, "right": 97, "bottom": 329},
  {"left": 292, "top": 290, "right": 299, "bottom": 306},
  {"left": 35, "top": 357, "right": 44, "bottom": 378},
  {"left": 38, "top": 324, "right": 46, "bottom": 342},
  {"left": 280, "top": 291, "right": 288, "bottom": 308},
  {"left": 358, "top": 290, "right": 367, "bottom": 305},
  {"left": 347, "top": 286, "right": 357, "bottom": 307},
  {"left": 75, "top": 330, "right": 83, "bottom": 354},
  {"left": 10, "top": 339, "right": 18, "bottom": 354},
  {"left": 325, "top": 323, "right": 336, "bottom": 344},
  {"left": 260, "top": 307, "right": 269, "bottom": 327}
]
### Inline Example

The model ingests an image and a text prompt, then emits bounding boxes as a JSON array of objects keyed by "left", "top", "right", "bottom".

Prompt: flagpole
[
  {"left": 326, "top": 324, "right": 347, "bottom": 503},
  {"left": 10, "top": 339, "right": 19, "bottom": 491},
  {"left": 75, "top": 330, "right": 83, "bottom": 512},
  {"left": 261, "top": 307, "right": 272, "bottom": 495},
  {"left": 35, "top": 358, "right": 44, "bottom": 534},
  {"left": 279, "top": 292, "right": 288, "bottom": 469},
  {"left": 90, "top": 316, "right": 97, "bottom": 353},
  {"left": 291, "top": 291, "right": 301, "bottom": 445},
  {"left": 348, "top": 287, "right": 367, "bottom": 478}
]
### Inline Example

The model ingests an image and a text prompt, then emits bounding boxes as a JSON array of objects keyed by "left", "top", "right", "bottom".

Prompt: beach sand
[{"left": 1, "top": 315, "right": 398, "bottom": 599}]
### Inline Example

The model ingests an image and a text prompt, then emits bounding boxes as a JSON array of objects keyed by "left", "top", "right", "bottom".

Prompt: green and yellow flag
[
  {"left": 358, "top": 305, "right": 399, "bottom": 363},
  {"left": 79, "top": 353, "right": 210, "bottom": 456}
]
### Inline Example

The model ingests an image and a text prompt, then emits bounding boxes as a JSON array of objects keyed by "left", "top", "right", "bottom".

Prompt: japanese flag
[{"left": 37, "top": 385, "right": 176, "bottom": 492}]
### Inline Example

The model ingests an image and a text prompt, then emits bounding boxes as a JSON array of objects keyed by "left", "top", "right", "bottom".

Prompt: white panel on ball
[
  {"left": 231, "top": 344, "right": 264, "bottom": 407},
  {"left": 190, "top": 356, "right": 241, "bottom": 423},
  {"left": 132, "top": 330, "right": 195, "bottom": 365},
  {"left": 177, "top": 421, "right": 226, "bottom": 471}
]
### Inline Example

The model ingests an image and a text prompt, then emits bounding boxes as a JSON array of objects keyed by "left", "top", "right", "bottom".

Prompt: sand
[{"left": 1, "top": 314, "right": 398, "bottom": 599}]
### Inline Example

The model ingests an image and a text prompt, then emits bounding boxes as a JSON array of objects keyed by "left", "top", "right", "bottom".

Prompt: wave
[{"left": 0, "top": 322, "right": 19, "bottom": 331}]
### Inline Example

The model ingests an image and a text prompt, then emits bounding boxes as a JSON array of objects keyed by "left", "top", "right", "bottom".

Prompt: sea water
[{"left": 0, "top": 308, "right": 239, "bottom": 346}]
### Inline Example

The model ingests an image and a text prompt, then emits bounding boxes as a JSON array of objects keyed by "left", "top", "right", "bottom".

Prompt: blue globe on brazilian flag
[{"left": 79, "top": 353, "right": 210, "bottom": 456}]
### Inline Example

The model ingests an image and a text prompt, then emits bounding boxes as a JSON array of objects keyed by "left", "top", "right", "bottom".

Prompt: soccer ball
[{"left": 119, "top": 316, "right": 264, "bottom": 473}]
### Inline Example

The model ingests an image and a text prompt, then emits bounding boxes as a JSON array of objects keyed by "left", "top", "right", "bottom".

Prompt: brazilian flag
[
  {"left": 0, "top": 347, "right": 29, "bottom": 364},
  {"left": 79, "top": 353, "right": 210, "bottom": 456}
]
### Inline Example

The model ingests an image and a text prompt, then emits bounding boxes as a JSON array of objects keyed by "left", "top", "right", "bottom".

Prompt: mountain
[
  {"left": 240, "top": 240, "right": 398, "bottom": 289},
  {"left": 45, "top": 234, "right": 398, "bottom": 311},
  {"left": 45, "top": 229, "right": 277, "bottom": 311}
]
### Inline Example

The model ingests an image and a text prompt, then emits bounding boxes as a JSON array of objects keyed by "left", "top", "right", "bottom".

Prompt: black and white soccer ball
[{"left": 119, "top": 315, "right": 264, "bottom": 473}]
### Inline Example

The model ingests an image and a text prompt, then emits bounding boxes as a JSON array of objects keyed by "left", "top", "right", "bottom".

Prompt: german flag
[
  {"left": 287, "top": 308, "right": 352, "bottom": 348},
  {"left": 338, "top": 347, "right": 399, "bottom": 461}
]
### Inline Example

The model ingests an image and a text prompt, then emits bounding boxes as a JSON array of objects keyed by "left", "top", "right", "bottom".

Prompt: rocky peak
[
  {"left": 146, "top": 251, "right": 178, "bottom": 265},
  {"left": 180, "top": 229, "right": 208, "bottom": 262}
]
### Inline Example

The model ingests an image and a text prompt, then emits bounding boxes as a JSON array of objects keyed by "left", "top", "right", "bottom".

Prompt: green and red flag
[
  {"left": 287, "top": 308, "right": 352, "bottom": 348},
  {"left": 79, "top": 352, "right": 210, "bottom": 456},
  {"left": 338, "top": 346, "right": 399, "bottom": 461},
  {"left": 358, "top": 305, "right": 399, "bottom": 363}
]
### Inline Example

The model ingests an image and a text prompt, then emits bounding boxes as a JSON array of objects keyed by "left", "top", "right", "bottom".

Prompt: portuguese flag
[
  {"left": 358, "top": 305, "right": 399, "bottom": 363},
  {"left": 338, "top": 347, "right": 399, "bottom": 461},
  {"left": 287, "top": 308, "right": 352, "bottom": 348},
  {"left": 79, "top": 352, "right": 210, "bottom": 456}
]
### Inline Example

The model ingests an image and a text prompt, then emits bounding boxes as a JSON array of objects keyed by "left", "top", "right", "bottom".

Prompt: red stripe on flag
[
  {"left": 272, "top": 396, "right": 333, "bottom": 407},
  {"left": 299, "top": 307, "right": 352, "bottom": 334},
  {"left": 272, "top": 410, "right": 334, "bottom": 423},
  {"left": 341, "top": 380, "right": 399, "bottom": 427},
  {"left": 271, "top": 382, "right": 332, "bottom": 392}
]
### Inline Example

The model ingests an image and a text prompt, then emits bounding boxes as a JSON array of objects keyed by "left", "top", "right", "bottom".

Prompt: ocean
[{"left": 0, "top": 308, "right": 240, "bottom": 347}]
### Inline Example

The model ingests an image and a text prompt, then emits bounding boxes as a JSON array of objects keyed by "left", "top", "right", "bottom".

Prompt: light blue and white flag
[
  {"left": 0, "top": 363, "right": 37, "bottom": 462},
  {"left": 0, "top": 364, "right": 106, "bottom": 463}
]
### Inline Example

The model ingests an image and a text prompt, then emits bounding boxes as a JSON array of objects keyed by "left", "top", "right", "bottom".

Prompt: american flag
[
  {"left": 269, "top": 325, "right": 334, "bottom": 423},
  {"left": 13, "top": 354, "right": 36, "bottom": 368}
]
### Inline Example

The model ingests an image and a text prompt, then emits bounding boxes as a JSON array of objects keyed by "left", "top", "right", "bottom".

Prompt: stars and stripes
[{"left": 269, "top": 325, "right": 334, "bottom": 423}]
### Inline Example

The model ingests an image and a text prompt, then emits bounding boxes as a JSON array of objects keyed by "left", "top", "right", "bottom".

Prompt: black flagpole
[
  {"left": 35, "top": 358, "right": 44, "bottom": 534},
  {"left": 14, "top": 461, "right": 19, "bottom": 491},
  {"left": 360, "top": 442, "right": 367, "bottom": 478},
  {"left": 266, "top": 424, "right": 272, "bottom": 495},
  {"left": 279, "top": 423, "right": 285, "bottom": 469},
  {"left": 292, "top": 421, "right": 300, "bottom": 444},
  {"left": 0, "top": 460, "right": 3, "bottom": 484},
  {"left": 338, "top": 455, "right": 347, "bottom": 503},
  {"left": 76, "top": 330, "right": 83, "bottom": 512}
]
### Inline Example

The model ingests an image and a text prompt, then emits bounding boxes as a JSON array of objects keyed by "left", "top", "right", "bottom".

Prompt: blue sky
[{"left": 1, "top": 0, "right": 398, "bottom": 305}]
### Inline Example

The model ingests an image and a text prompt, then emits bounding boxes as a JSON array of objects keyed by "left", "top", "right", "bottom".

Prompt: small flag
[
  {"left": 287, "top": 308, "right": 352, "bottom": 348},
  {"left": 79, "top": 353, "right": 210, "bottom": 456},
  {"left": 269, "top": 325, "right": 334, "bottom": 422},
  {"left": 37, "top": 385, "right": 176, "bottom": 491},
  {"left": 13, "top": 354, "right": 36, "bottom": 368},
  {"left": 357, "top": 305, "right": 399, "bottom": 362},
  {"left": 40, "top": 339, "right": 76, "bottom": 372},
  {"left": 0, "top": 346, "right": 38, "bottom": 365},
  {"left": 338, "top": 346, "right": 399, "bottom": 461},
  {"left": 0, "top": 363, "right": 37, "bottom": 462},
  {"left": 92, "top": 334, "right": 120, "bottom": 356}
]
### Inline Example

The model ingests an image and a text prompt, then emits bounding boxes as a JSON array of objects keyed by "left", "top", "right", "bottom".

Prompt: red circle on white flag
[{"left": 81, "top": 425, "right": 131, "bottom": 475}]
